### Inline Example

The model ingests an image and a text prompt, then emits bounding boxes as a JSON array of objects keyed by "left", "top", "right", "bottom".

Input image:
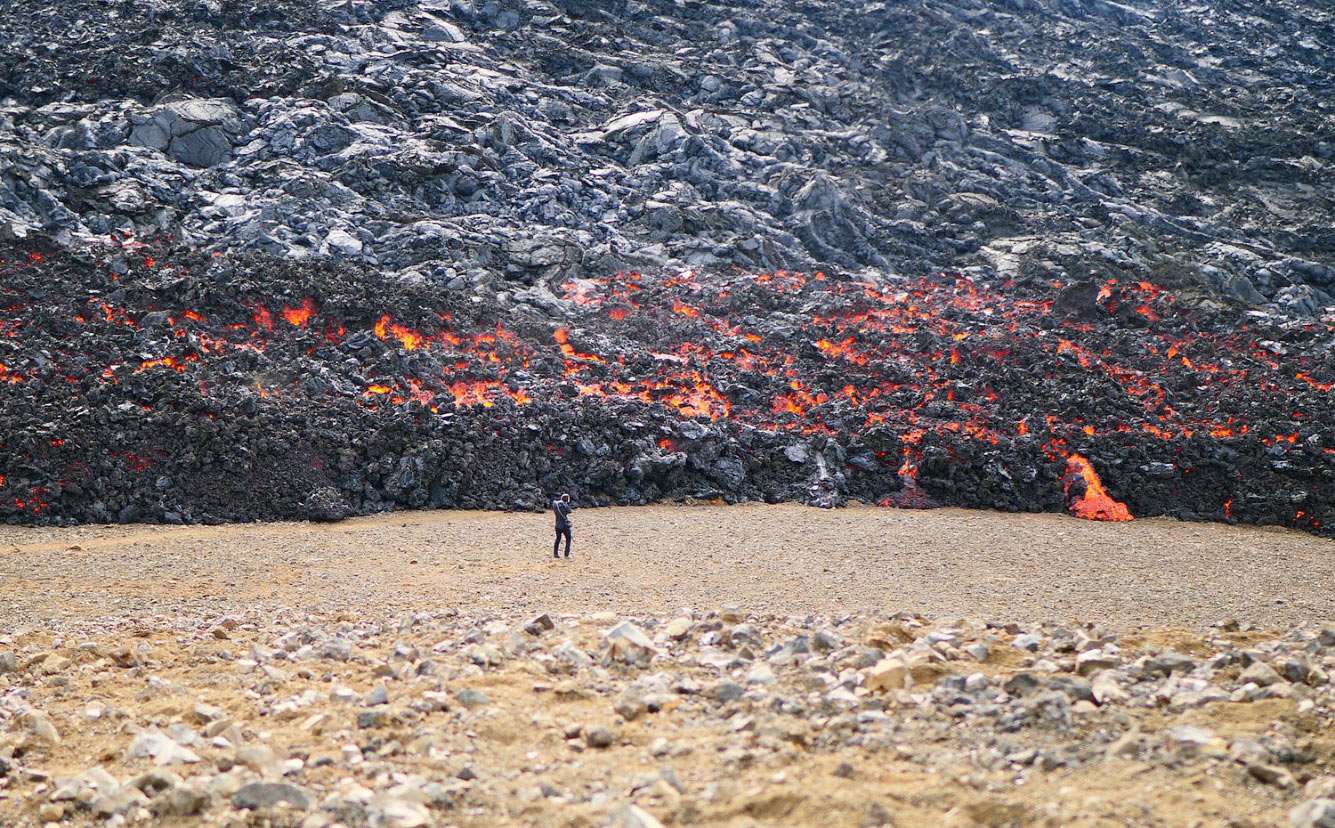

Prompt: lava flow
[
  {"left": 1062, "top": 454, "right": 1133, "bottom": 522},
  {"left": 0, "top": 238, "right": 1332, "bottom": 531}
]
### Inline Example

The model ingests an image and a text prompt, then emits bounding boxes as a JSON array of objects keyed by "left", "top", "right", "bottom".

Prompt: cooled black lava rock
[
  {"left": 0, "top": 0, "right": 1332, "bottom": 317},
  {"left": 0, "top": 235, "right": 1331, "bottom": 535}
]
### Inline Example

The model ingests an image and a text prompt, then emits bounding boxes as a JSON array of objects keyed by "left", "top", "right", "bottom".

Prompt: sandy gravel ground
[{"left": 1, "top": 503, "right": 1331, "bottom": 632}]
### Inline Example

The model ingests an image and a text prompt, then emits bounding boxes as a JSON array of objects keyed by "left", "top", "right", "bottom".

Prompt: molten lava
[
  {"left": 375, "top": 316, "right": 424, "bottom": 350},
  {"left": 282, "top": 300, "right": 315, "bottom": 327},
  {"left": 6, "top": 243, "right": 1334, "bottom": 532},
  {"left": 1063, "top": 454, "right": 1133, "bottom": 522}
]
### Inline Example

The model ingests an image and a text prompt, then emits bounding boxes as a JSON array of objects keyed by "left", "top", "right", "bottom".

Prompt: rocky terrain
[
  {"left": 5, "top": 606, "right": 1335, "bottom": 828},
  {"left": 0, "top": 502, "right": 1331, "bottom": 826},
  {"left": 1, "top": 484, "right": 1332, "bottom": 828},
  {"left": 4, "top": 5, "right": 1335, "bottom": 824},
  {"left": 1, "top": 0, "right": 1333, "bottom": 312}
]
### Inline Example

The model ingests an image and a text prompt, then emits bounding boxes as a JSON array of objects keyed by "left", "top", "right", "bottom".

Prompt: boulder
[{"left": 128, "top": 99, "right": 246, "bottom": 167}]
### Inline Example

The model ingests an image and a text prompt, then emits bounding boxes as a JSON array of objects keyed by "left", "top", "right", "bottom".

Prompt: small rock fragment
[
  {"left": 585, "top": 726, "right": 614, "bottom": 749},
  {"left": 233, "top": 782, "right": 313, "bottom": 811}
]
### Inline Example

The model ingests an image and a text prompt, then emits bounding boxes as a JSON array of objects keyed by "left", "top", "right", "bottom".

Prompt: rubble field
[
  {"left": 5, "top": 606, "right": 1335, "bottom": 827},
  {"left": 2, "top": 505, "right": 1335, "bottom": 827}
]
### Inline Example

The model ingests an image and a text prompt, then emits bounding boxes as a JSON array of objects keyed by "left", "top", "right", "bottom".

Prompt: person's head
[{"left": 561, "top": 493, "right": 571, "bottom": 503}]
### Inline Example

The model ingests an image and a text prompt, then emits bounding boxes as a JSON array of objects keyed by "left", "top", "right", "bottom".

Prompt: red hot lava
[
  {"left": 1062, "top": 454, "right": 1133, "bottom": 522},
  {"left": 4, "top": 243, "right": 1333, "bottom": 531}
]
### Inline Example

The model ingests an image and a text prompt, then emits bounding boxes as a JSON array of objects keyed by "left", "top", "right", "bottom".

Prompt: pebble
[
  {"left": 585, "top": 726, "right": 615, "bottom": 749},
  {"left": 233, "top": 781, "right": 313, "bottom": 811}
]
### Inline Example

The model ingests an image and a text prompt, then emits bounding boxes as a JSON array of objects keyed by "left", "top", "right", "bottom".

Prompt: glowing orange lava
[
  {"left": 136, "top": 356, "right": 196, "bottom": 373},
  {"left": 1063, "top": 454, "right": 1132, "bottom": 522},
  {"left": 374, "top": 316, "right": 424, "bottom": 350},
  {"left": 282, "top": 300, "right": 315, "bottom": 327}
]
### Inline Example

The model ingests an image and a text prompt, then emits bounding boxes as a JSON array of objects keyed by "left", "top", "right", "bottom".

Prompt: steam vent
[{"left": 0, "top": 0, "right": 1332, "bottom": 534}]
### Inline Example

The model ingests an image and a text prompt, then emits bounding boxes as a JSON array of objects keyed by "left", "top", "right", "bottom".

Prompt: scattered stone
[
  {"left": 612, "top": 803, "right": 667, "bottom": 828},
  {"left": 585, "top": 726, "right": 614, "bottom": 749},
  {"left": 1290, "top": 799, "right": 1335, "bottom": 828},
  {"left": 812, "top": 630, "right": 842, "bottom": 652},
  {"left": 1249, "top": 763, "right": 1296, "bottom": 788},
  {"left": 712, "top": 680, "right": 745, "bottom": 703},
  {"left": 1144, "top": 651, "right": 1197, "bottom": 676},
  {"left": 0, "top": 608, "right": 1328, "bottom": 827},
  {"left": 1241, "top": 661, "right": 1284, "bottom": 687},
  {"left": 129, "top": 728, "right": 201, "bottom": 766},
  {"left": 193, "top": 703, "right": 226, "bottom": 724},
  {"left": 614, "top": 693, "right": 649, "bottom": 721},
  {"left": 21, "top": 709, "right": 60, "bottom": 744},
  {"left": 524, "top": 614, "right": 556, "bottom": 635},
  {"left": 1003, "top": 672, "right": 1042, "bottom": 697},
  {"left": 234, "top": 745, "right": 277, "bottom": 772},
  {"left": 1164, "top": 725, "right": 1226, "bottom": 758},
  {"left": 233, "top": 782, "right": 313, "bottom": 811},
  {"left": 664, "top": 618, "right": 692, "bottom": 641},
  {"left": 454, "top": 688, "right": 490, "bottom": 709},
  {"left": 605, "top": 621, "right": 657, "bottom": 665},
  {"left": 365, "top": 683, "right": 390, "bottom": 706},
  {"left": 1075, "top": 649, "right": 1120, "bottom": 676},
  {"left": 864, "top": 656, "right": 911, "bottom": 692},
  {"left": 745, "top": 662, "right": 776, "bottom": 685},
  {"left": 1012, "top": 633, "right": 1042, "bottom": 651}
]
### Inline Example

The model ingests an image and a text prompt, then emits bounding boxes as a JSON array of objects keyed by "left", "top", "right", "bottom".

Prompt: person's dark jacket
[{"left": 552, "top": 499, "right": 572, "bottom": 529}]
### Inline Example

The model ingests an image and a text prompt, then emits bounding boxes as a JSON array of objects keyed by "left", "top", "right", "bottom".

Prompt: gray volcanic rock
[
  {"left": 0, "top": 0, "right": 1330, "bottom": 315},
  {"left": 128, "top": 100, "right": 248, "bottom": 168}
]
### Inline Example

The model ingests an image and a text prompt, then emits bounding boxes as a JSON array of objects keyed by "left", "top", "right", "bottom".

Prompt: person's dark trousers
[{"left": 553, "top": 525, "right": 571, "bottom": 558}]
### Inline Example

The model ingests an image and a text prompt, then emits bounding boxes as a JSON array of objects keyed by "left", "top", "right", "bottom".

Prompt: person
[{"left": 551, "top": 493, "right": 573, "bottom": 559}]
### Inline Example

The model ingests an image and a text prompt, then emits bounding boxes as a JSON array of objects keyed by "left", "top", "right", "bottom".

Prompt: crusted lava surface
[{"left": 2, "top": 236, "right": 1332, "bottom": 533}]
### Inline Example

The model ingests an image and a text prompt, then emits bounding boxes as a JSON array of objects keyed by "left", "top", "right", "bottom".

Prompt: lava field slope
[
  {"left": 1, "top": 236, "right": 1333, "bottom": 533},
  {"left": 0, "top": 0, "right": 1333, "bottom": 313}
]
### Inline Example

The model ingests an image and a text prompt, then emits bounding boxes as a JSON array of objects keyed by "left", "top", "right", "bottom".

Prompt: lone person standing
[{"left": 552, "top": 493, "right": 573, "bottom": 559}]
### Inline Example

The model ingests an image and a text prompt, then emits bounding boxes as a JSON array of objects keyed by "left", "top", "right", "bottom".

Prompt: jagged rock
[
  {"left": 864, "top": 656, "right": 911, "bottom": 693},
  {"left": 1291, "top": 799, "right": 1335, "bottom": 828},
  {"left": 613, "top": 804, "right": 668, "bottom": 828},
  {"left": 128, "top": 728, "right": 200, "bottom": 765},
  {"left": 525, "top": 613, "right": 556, "bottom": 635},
  {"left": 604, "top": 621, "right": 656, "bottom": 665},
  {"left": 192, "top": 703, "right": 226, "bottom": 724},
  {"left": 1090, "top": 672, "right": 1129, "bottom": 705},
  {"left": 21, "top": 709, "right": 60, "bottom": 744},
  {"left": 0, "top": 0, "right": 1330, "bottom": 322},
  {"left": 1075, "top": 649, "right": 1120, "bottom": 676},
  {"left": 233, "top": 782, "right": 313, "bottom": 811},
  {"left": 1240, "top": 661, "right": 1284, "bottom": 687},
  {"left": 127, "top": 99, "right": 246, "bottom": 167}
]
